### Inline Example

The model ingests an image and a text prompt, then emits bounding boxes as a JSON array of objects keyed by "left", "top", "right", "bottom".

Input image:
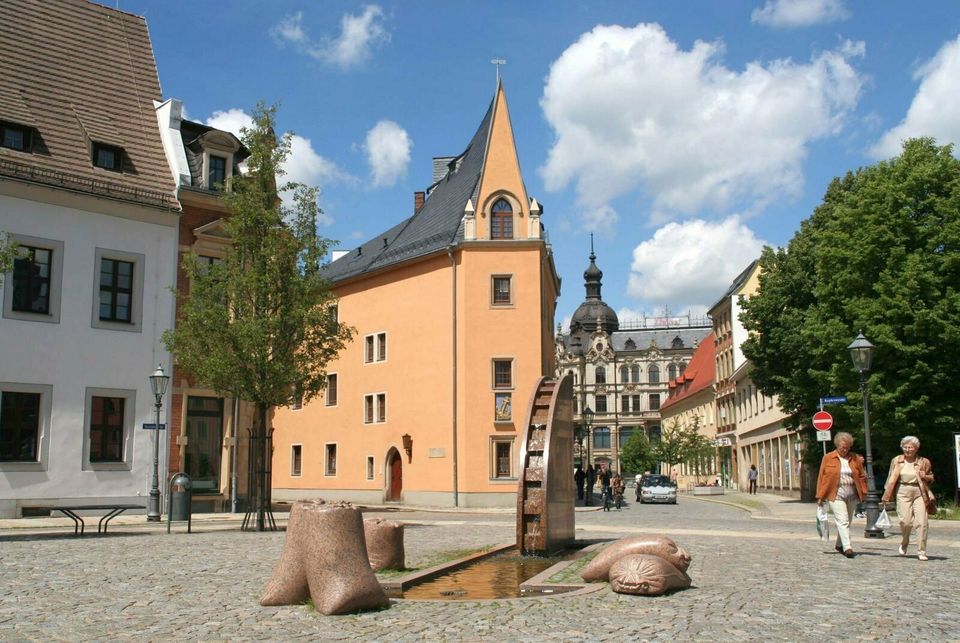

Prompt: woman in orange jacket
[{"left": 815, "top": 432, "right": 868, "bottom": 558}]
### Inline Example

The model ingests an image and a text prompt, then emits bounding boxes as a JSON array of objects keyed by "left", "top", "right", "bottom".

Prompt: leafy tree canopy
[
  {"left": 619, "top": 429, "right": 656, "bottom": 475},
  {"left": 654, "top": 417, "right": 712, "bottom": 474},
  {"left": 740, "top": 138, "right": 960, "bottom": 491},
  {"left": 163, "top": 102, "right": 354, "bottom": 411}
]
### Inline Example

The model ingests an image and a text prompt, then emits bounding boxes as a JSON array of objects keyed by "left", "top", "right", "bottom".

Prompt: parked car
[{"left": 639, "top": 475, "right": 678, "bottom": 504}]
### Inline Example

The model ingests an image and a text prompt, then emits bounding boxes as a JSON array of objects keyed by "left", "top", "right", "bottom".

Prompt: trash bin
[{"left": 167, "top": 472, "right": 192, "bottom": 534}]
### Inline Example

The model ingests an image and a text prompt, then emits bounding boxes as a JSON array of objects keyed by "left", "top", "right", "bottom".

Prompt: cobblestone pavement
[{"left": 1, "top": 498, "right": 957, "bottom": 641}]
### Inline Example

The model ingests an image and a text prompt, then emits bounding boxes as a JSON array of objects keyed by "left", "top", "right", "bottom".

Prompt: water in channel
[{"left": 401, "top": 549, "right": 565, "bottom": 600}]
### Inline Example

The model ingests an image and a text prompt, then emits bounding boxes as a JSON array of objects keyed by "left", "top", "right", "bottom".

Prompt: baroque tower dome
[{"left": 570, "top": 240, "right": 619, "bottom": 335}]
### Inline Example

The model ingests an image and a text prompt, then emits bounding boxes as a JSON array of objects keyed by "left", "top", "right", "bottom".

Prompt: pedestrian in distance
[
  {"left": 574, "top": 465, "right": 586, "bottom": 501},
  {"left": 586, "top": 464, "right": 596, "bottom": 506},
  {"left": 815, "top": 432, "right": 868, "bottom": 558},
  {"left": 635, "top": 473, "right": 643, "bottom": 501},
  {"left": 881, "top": 435, "right": 934, "bottom": 561},
  {"left": 748, "top": 464, "right": 758, "bottom": 494},
  {"left": 611, "top": 472, "right": 626, "bottom": 510},
  {"left": 599, "top": 466, "right": 612, "bottom": 511}
]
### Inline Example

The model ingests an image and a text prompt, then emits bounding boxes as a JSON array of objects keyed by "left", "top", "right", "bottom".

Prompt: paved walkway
[{"left": 1, "top": 495, "right": 957, "bottom": 641}]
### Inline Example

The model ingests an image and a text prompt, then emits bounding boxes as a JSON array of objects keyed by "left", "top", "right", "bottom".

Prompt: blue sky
[{"left": 113, "top": 0, "right": 960, "bottom": 327}]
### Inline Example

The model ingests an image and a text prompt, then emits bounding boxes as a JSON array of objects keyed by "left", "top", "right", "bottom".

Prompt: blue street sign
[
  {"left": 142, "top": 423, "right": 166, "bottom": 430},
  {"left": 820, "top": 396, "right": 848, "bottom": 405}
]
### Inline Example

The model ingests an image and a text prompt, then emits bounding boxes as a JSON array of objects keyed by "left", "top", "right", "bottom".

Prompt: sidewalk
[{"left": 693, "top": 490, "right": 960, "bottom": 529}]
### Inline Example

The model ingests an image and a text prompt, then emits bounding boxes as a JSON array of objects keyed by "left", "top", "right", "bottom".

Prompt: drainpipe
[{"left": 448, "top": 246, "right": 459, "bottom": 507}]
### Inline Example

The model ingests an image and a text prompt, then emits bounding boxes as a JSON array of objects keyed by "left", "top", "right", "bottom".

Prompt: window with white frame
[
  {"left": 491, "top": 275, "right": 512, "bottom": 306},
  {"left": 366, "top": 455, "right": 375, "bottom": 480},
  {"left": 491, "top": 437, "right": 515, "bottom": 479},
  {"left": 325, "top": 373, "right": 338, "bottom": 406},
  {"left": 83, "top": 387, "right": 135, "bottom": 470},
  {"left": 325, "top": 443, "right": 337, "bottom": 476},
  {"left": 291, "top": 444, "right": 302, "bottom": 476},
  {"left": 364, "top": 332, "right": 387, "bottom": 363},
  {"left": 3, "top": 235, "right": 64, "bottom": 324},
  {"left": 91, "top": 248, "right": 145, "bottom": 332},
  {"left": 364, "top": 393, "right": 386, "bottom": 424}
]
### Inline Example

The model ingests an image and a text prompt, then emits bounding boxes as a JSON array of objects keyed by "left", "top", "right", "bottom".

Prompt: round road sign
[{"left": 812, "top": 411, "right": 833, "bottom": 431}]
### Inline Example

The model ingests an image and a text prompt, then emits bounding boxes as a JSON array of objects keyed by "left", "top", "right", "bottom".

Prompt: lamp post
[
  {"left": 148, "top": 364, "right": 170, "bottom": 522},
  {"left": 847, "top": 332, "right": 884, "bottom": 538},
  {"left": 582, "top": 405, "right": 594, "bottom": 505}
]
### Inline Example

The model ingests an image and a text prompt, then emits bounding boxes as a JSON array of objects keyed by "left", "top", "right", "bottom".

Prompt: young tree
[
  {"left": 654, "top": 417, "right": 712, "bottom": 475},
  {"left": 0, "top": 231, "right": 20, "bottom": 284},
  {"left": 619, "top": 429, "right": 656, "bottom": 476},
  {"left": 741, "top": 138, "right": 960, "bottom": 492},
  {"left": 163, "top": 104, "right": 353, "bottom": 531}
]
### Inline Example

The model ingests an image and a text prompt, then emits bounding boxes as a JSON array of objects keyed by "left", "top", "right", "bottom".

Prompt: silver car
[{"left": 639, "top": 475, "right": 678, "bottom": 504}]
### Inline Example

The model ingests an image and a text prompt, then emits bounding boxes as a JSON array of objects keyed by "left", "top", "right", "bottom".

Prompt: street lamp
[
  {"left": 847, "top": 332, "right": 884, "bottom": 538},
  {"left": 148, "top": 363, "right": 170, "bottom": 522},
  {"left": 582, "top": 405, "right": 594, "bottom": 505}
]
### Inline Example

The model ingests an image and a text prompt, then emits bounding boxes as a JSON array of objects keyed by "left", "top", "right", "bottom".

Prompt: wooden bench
[{"left": 48, "top": 504, "right": 146, "bottom": 535}]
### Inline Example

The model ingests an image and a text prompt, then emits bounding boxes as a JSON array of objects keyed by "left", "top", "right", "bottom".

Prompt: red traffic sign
[{"left": 812, "top": 411, "right": 833, "bottom": 431}]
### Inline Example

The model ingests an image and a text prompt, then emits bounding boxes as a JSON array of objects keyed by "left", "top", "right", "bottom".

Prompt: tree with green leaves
[
  {"left": 0, "top": 231, "right": 20, "bottom": 284},
  {"left": 619, "top": 429, "right": 656, "bottom": 476},
  {"left": 740, "top": 138, "right": 960, "bottom": 495},
  {"left": 653, "top": 416, "right": 714, "bottom": 478},
  {"left": 163, "top": 104, "right": 354, "bottom": 530}
]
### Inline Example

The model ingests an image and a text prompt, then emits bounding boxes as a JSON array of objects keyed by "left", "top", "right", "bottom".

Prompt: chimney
[{"left": 414, "top": 191, "right": 425, "bottom": 212}]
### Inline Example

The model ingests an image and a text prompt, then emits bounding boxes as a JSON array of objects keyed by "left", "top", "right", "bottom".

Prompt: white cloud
[
  {"left": 751, "top": 0, "right": 850, "bottom": 28},
  {"left": 540, "top": 23, "right": 865, "bottom": 225},
  {"left": 626, "top": 216, "right": 767, "bottom": 311},
  {"left": 363, "top": 120, "right": 411, "bottom": 187},
  {"left": 869, "top": 35, "right": 960, "bottom": 159},
  {"left": 205, "top": 109, "right": 353, "bottom": 225},
  {"left": 581, "top": 205, "right": 619, "bottom": 237},
  {"left": 271, "top": 11, "right": 307, "bottom": 45},
  {"left": 271, "top": 5, "right": 389, "bottom": 70}
]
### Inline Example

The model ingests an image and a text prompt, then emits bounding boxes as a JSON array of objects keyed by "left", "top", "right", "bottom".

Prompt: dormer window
[
  {"left": 1, "top": 122, "right": 32, "bottom": 152},
  {"left": 491, "top": 198, "right": 513, "bottom": 240},
  {"left": 208, "top": 154, "right": 227, "bottom": 189},
  {"left": 92, "top": 142, "right": 123, "bottom": 171}
]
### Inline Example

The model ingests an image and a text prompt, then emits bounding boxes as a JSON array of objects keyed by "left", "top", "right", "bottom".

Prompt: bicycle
[
  {"left": 601, "top": 486, "right": 611, "bottom": 511},
  {"left": 613, "top": 487, "right": 624, "bottom": 510}
]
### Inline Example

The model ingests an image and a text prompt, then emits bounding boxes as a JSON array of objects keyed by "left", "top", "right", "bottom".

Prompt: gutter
[{"left": 448, "top": 246, "right": 459, "bottom": 507}]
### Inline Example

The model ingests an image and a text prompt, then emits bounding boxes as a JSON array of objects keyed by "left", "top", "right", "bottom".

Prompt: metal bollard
[{"left": 167, "top": 472, "right": 192, "bottom": 534}]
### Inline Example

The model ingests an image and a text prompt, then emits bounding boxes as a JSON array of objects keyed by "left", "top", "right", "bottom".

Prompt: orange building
[{"left": 271, "top": 83, "right": 561, "bottom": 507}]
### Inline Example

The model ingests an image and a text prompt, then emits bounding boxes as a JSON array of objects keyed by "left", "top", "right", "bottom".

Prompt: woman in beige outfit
[{"left": 881, "top": 435, "right": 933, "bottom": 561}]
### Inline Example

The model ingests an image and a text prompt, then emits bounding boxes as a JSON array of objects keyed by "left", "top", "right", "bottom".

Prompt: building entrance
[
  {"left": 184, "top": 396, "right": 223, "bottom": 494},
  {"left": 387, "top": 449, "right": 402, "bottom": 501}
]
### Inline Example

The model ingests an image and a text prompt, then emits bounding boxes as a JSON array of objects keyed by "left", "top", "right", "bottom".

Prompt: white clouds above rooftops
[
  {"left": 364, "top": 120, "right": 412, "bottom": 188},
  {"left": 271, "top": 5, "right": 389, "bottom": 70},
  {"left": 539, "top": 23, "right": 865, "bottom": 228},
  {"left": 751, "top": 0, "right": 850, "bottom": 29},
  {"left": 627, "top": 216, "right": 767, "bottom": 314},
  {"left": 205, "top": 108, "right": 352, "bottom": 225},
  {"left": 869, "top": 34, "right": 960, "bottom": 160}
]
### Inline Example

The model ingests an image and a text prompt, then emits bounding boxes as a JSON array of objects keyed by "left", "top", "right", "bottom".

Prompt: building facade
[
  {"left": 155, "top": 98, "right": 253, "bottom": 512},
  {"left": 270, "top": 83, "right": 561, "bottom": 508},
  {"left": 708, "top": 260, "right": 801, "bottom": 494},
  {"left": 0, "top": 0, "right": 178, "bottom": 517},
  {"left": 556, "top": 250, "right": 711, "bottom": 475}
]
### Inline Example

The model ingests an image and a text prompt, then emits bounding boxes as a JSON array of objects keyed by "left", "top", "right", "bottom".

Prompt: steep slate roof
[
  {"left": 322, "top": 93, "right": 496, "bottom": 283},
  {"left": 708, "top": 259, "right": 758, "bottom": 312},
  {"left": 179, "top": 119, "right": 248, "bottom": 190},
  {"left": 558, "top": 326, "right": 711, "bottom": 354},
  {"left": 661, "top": 331, "right": 716, "bottom": 411},
  {"left": 0, "top": 0, "right": 175, "bottom": 209}
]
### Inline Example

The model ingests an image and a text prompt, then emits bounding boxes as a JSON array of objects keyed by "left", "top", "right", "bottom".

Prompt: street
[{"left": 0, "top": 496, "right": 957, "bottom": 641}]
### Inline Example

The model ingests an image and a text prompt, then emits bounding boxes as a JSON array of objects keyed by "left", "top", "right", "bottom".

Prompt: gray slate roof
[
  {"left": 708, "top": 259, "right": 758, "bottom": 311},
  {"left": 560, "top": 326, "right": 711, "bottom": 354},
  {"left": 322, "top": 94, "right": 495, "bottom": 283}
]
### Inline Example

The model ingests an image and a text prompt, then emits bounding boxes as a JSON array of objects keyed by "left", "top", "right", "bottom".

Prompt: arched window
[
  {"left": 593, "top": 427, "right": 611, "bottom": 449},
  {"left": 668, "top": 363, "right": 678, "bottom": 381},
  {"left": 619, "top": 366, "right": 629, "bottom": 382},
  {"left": 595, "top": 366, "right": 606, "bottom": 384},
  {"left": 491, "top": 198, "right": 513, "bottom": 240},
  {"left": 631, "top": 365, "right": 640, "bottom": 382},
  {"left": 648, "top": 365, "right": 660, "bottom": 383},
  {"left": 679, "top": 362, "right": 686, "bottom": 376}
]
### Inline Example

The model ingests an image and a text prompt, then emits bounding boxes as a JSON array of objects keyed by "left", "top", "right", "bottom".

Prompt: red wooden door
[{"left": 389, "top": 454, "right": 402, "bottom": 501}]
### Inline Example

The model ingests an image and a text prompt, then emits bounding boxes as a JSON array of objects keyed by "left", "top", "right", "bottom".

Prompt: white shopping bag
[
  {"left": 816, "top": 505, "right": 830, "bottom": 541},
  {"left": 876, "top": 508, "right": 892, "bottom": 529}
]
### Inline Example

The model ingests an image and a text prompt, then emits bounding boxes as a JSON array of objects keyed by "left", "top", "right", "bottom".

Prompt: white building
[{"left": 0, "top": 0, "right": 178, "bottom": 517}]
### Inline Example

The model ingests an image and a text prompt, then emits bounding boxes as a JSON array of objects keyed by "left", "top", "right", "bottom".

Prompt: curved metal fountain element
[{"left": 516, "top": 374, "right": 575, "bottom": 555}]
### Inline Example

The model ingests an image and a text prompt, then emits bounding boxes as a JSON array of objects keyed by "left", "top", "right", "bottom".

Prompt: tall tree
[
  {"left": 163, "top": 104, "right": 353, "bottom": 530},
  {"left": 619, "top": 429, "right": 656, "bottom": 475},
  {"left": 741, "top": 138, "right": 960, "bottom": 494},
  {"left": 653, "top": 417, "right": 710, "bottom": 474}
]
